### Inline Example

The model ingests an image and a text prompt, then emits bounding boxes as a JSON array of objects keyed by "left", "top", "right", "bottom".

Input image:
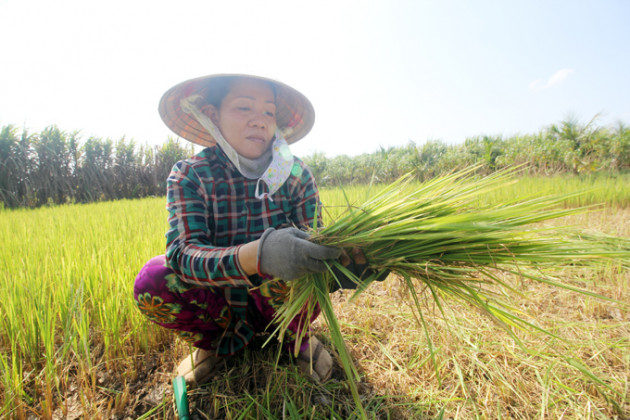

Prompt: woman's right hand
[
  {"left": 329, "top": 247, "right": 390, "bottom": 292},
  {"left": 257, "top": 227, "right": 341, "bottom": 281}
]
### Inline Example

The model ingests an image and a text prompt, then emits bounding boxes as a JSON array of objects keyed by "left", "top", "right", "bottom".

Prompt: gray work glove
[{"left": 257, "top": 227, "right": 341, "bottom": 281}]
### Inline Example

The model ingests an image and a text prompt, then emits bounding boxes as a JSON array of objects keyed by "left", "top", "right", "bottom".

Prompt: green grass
[
  {"left": 0, "top": 173, "right": 629, "bottom": 418},
  {"left": 0, "top": 198, "right": 168, "bottom": 418}
]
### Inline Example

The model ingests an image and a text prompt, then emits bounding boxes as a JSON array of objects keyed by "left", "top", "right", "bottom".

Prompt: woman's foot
[
  {"left": 296, "top": 337, "right": 333, "bottom": 382},
  {"left": 176, "top": 348, "right": 221, "bottom": 386}
]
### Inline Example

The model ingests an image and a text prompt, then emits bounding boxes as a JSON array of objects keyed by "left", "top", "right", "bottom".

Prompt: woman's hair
[{"left": 205, "top": 76, "right": 277, "bottom": 108}]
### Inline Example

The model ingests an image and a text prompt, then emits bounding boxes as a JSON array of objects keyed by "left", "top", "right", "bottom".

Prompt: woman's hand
[{"left": 330, "top": 247, "right": 389, "bottom": 292}]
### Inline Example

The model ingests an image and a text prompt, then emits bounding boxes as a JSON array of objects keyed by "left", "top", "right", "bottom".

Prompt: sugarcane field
[{"left": 1, "top": 115, "right": 629, "bottom": 419}]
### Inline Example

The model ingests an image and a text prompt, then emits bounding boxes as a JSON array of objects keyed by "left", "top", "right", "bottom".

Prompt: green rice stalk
[{"left": 269, "top": 166, "right": 630, "bottom": 418}]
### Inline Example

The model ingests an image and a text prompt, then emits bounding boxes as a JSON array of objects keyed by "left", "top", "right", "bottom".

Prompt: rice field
[{"left": 0, "top": 175, "right": 628, "bottom": 419}]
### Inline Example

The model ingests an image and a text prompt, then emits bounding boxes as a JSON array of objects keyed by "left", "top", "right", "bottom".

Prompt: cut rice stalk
[{"left": 271, "top": 166, "right": 630, "bottom": 419}]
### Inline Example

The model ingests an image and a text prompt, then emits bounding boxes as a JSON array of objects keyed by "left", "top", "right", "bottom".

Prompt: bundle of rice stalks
[{"left": 269, "top": 166, "right": 630, "bottom": 418}]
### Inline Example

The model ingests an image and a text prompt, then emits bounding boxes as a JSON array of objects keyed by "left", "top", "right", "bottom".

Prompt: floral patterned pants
[{"left": 133, "top": 255, "right": 319, "bottom": 355}]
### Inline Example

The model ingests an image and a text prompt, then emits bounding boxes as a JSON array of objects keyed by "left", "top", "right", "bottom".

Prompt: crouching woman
[{"left": 133, "top": 74, "right": 375, "bottom": 386}]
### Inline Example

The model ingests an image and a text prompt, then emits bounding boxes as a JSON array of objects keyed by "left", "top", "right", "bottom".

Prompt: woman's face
[{"left": 206, "top": 78, "right": 277, "bottom": 159}]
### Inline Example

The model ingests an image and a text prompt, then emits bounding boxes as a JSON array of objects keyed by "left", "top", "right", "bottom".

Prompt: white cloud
[
  {"left": 547, "top": 68, "right": 574, "bottom": 87},
  {"left": 529, "top": 68, "right": 575, "bottom": 91}
]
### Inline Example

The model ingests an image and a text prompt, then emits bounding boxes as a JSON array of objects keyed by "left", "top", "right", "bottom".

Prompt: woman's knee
[{"left": 134, "top": 255, "right": 169, "bottom": 298}]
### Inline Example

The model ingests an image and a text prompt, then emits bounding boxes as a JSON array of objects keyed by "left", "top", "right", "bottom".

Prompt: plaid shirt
[{"left": 165, "top": 145, "right": 321, "bottom": 355}]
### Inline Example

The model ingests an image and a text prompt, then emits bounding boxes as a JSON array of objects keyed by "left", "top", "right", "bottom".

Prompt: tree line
[
  {"left": 0, "top": 125, "right": 193, "bottom": 208},
  {"left": 304, "top": 117, "right": 630, "bottom": 187},
  {"left": 1, "top": 117, "right": 629, "bottom": 208}
]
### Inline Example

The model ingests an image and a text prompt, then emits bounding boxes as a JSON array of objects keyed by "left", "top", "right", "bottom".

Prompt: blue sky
[{"left": 1, "top": 0, "right": 628, "bottom": 157}]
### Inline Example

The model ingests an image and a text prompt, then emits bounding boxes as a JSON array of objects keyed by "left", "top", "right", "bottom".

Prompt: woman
[{"left": 134, "top": 74, "right": 374, "bottom": 386}]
